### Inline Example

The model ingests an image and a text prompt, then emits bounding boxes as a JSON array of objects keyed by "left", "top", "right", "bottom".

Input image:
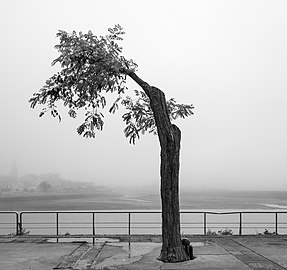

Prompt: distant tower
[
  {"left": 9, "top": 161, "right": 19, "bottom": 182},
  {"left": 9, "top": 161, "right": 20, "bottom": 192}
]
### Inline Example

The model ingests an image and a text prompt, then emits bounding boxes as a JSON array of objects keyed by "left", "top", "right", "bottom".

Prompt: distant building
[
  {"left": 0, "top": 162, "right": 20, "bottom": 193},
  {"left": 0, "top": 175, "right": 13, "bottom": 193}
]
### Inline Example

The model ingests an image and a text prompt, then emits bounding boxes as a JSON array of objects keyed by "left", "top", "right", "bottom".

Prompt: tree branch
[
  {"left": 126, "top": 71, "right": 152, "bottom": 98},
  {"left": 126, "top": 71, "right": 174, "bottom": 147}
]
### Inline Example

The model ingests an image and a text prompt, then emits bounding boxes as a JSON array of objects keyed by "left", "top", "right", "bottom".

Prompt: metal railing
[
  {"left": 0, "top": 211, "right": 19, "bottom": 235},
  {"left": 1, "top": 211, "right": 287, "bottom": 243},
  {"left": 198, "top": 211, "right": 285, "bottom": 235}
]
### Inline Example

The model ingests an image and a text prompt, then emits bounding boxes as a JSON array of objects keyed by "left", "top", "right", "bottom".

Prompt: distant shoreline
[
  {"left": 260, "top": 203, "right": 287, "bottom": 209},
  {"left": 1, "top": 191, "right": 287, "bottom": 211}
]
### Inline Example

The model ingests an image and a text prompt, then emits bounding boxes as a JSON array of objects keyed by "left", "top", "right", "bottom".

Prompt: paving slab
[
  {"left": 0, "top": 242, "right": 83, "bottom": 270},
  {"left": 54, "top": 242, "right": 91, "bottom": 269},
  {"left": 213, "top": 237, "right": 287, "bottom": 270},
  {"left": 0, "top": 237, "right": 16, "bottom": 243},
  {"left": 73, "top": 244, "right": 103, "bottom": 270},
  {"left": 92, "top": 242, "right": 162, "bottom": 269},
  {"left": 2, "top": 236, "right": 287, "bottom": 270},
  {"left": 116, "top": 247, "right": 163, "bottom": 270},
  {"left": 89, "top": 241, "right": 252, "bottom": 270},
  {"left": 234, "top": 237, "right": 287, "bottom": 269},
  {"left": 162, "top": 254, "right": 251, "bottom": 270},
  {"left": 194, "top": 241, "right": 228, "bottom": 255}
]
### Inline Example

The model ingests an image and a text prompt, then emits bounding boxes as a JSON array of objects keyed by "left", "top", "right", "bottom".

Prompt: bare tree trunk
[
  {"left": 127, "top": 72, "right": 189, "bottom": 262},
  {"left": 158, "top": 124, "right": 188, "bottom": 262}
]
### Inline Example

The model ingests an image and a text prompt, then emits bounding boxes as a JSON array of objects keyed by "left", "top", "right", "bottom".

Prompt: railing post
[
  {"left": 92, "top": 212, "right": 95, "bottom": 245},
  {"left": 203, "top": 213, "right": 207, "bottom": 235},
  {"left": 128, "top": 212, "right": 131, "bottom": 247},
  {"left": 275, "top": 212, "right": 278, "bottom": 235},
  {"left": 16, "top": 212, "right": 19, "bottom": 235},
  {"left": 239, "top": 213, "right": 242, "bottom": 235},
  {"left": 19, "top": 213, "right": 23, "bottom": 235},
  {"left": 56, "top": 212, "right": 59, "bottom": 243}
]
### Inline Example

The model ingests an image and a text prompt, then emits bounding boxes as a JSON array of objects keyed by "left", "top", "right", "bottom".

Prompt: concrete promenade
[{"left": 0, "top": 235, "right": 287, "bottom": 269}]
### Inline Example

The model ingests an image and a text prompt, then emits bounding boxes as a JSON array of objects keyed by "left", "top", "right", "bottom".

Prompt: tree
[
  {"left": 37, "top": 181, "right": 53, "bottom": 193},
  {"left": 29, "top": 25, "right": 194, "bottom": 262}
]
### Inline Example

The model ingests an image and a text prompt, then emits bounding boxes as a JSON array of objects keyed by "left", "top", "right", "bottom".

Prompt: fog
[{"left": 1, "top": 0, "right": 287, "bottom": 191}]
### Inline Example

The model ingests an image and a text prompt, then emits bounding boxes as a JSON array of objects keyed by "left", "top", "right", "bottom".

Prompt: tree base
[{"left": 158, "top": 245, "right": 190, "bottom": 263}]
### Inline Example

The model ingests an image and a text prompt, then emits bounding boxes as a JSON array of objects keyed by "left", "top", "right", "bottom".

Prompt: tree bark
[
  {"left": 127, "top": 72, "right": 189, "bottom": 262},
  {"left": 158, "top": 123, "right": 189, "bottom": 262}
]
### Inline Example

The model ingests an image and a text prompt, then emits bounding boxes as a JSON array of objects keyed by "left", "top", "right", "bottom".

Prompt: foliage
[
  {"left": 115, "top": 89, "right": 194, "bottom": 144},
  {"left": 206, "top": 228, "right": 233, "bottom": 235},
  {"left": 206, "top": 229, "right": 217, "bottom": 236},
  {"left": 218, "top": 228, "right": 233, "bottom": 235},
  {"left": 262, "top": 229, "right": 276, "bottom": 235},
  {"left": 9, "top": 228, "right": 31, "bottom": 236},
  {"left": 29, "top": 25, "right": 194, "bottom": 143},
  {"left": 20, "top": 228, "right": 31, "bottom": 236},
  {"left": 37, "top": 181, "right": 53, "bottom": 192}
]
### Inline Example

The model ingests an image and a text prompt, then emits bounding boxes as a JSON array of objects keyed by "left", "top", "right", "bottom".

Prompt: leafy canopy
[{"left": 29, "top": 25, "right": 194, "bottom": 143}]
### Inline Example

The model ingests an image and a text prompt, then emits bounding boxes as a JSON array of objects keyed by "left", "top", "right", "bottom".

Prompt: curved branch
[
  {"left": 126, "top": 71, "right": 152, "bottom": 98},
  {"left": 127, "top": 71, "right": 174, "bottom": 147}
]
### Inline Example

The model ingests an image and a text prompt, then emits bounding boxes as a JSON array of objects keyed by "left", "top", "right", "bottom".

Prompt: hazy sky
[{"left": 1, "top": 0, "right": 287, "bottom": 191}]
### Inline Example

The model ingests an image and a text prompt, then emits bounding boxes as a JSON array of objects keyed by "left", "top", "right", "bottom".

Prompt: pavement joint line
[
  {"left": 73, "top": 244, "right": 94, "bottom": 269},
  {"left": 90, "top": 240, "right": 107, "bottom": 267},
  {"left": 53, "top": 242, "right": 89, "bottom": 269},
  {"left": 230, "top": 238, "right": 287, "bottom": 270}
]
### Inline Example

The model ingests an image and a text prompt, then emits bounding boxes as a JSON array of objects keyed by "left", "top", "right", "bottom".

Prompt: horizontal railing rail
[
  {"left": 1, "top": 211, "right": 287, "bottom": 244},
  {"left": 0, "top": 211, "right": 19, "bottom": 235}
]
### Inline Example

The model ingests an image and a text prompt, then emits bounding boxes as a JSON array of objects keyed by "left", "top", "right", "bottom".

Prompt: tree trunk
[
  {"left": 158, "top": 124, "right": 189, "bottom": 262},
  {"left": 127, "top": 72, "right": 189, "bottom": 262}
]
